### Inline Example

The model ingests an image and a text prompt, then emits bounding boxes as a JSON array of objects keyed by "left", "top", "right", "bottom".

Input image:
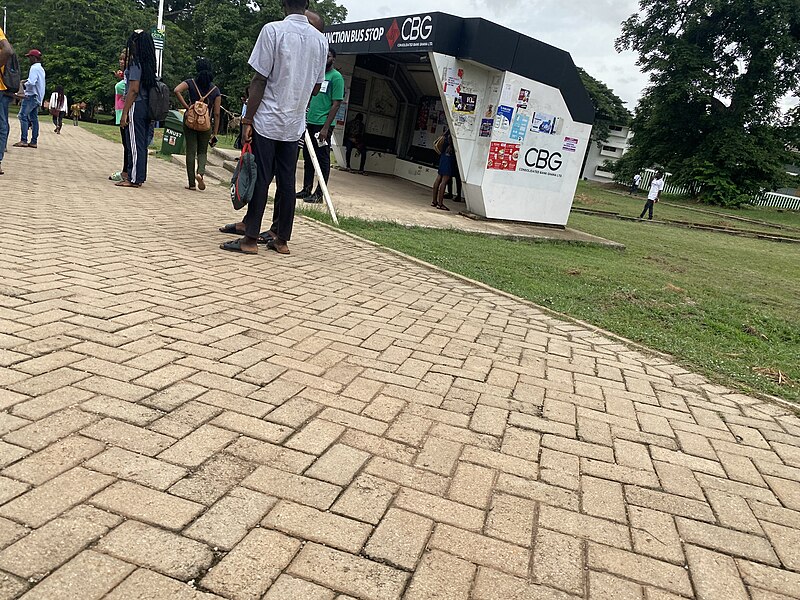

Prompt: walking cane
[{"left": 303, "top": 129, "right": 339, "bottom": 226}]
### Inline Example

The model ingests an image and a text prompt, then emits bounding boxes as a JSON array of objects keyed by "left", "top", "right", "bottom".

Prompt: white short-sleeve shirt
[
  {"left": 648, "top": 177, "right": 665, "bottom": 200},
  {"left": 49, "top": 92, "right": 69, "bottom": 113},
  {"left": 248, "top": 14, "right": 328, "bottom": 141}
]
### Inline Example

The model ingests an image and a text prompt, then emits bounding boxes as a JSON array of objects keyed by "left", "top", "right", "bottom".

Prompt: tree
[
  {"left": 5, "top": 0, "right": 146, "bottom": 112},
  {"left": 191, "top": 0, "right": 274, "bottom": 108},
  {"left": 4, "top": 0, "right": 346, "bottom": 116},
  {"left": 311, "top": 0, "right": 348, "bottom": 25},
  {"left": 615, "top": 0, "right": 800, "bottom": 206},
  {"left": 578, "top": 68, "right": 631, "bottom": 149}
]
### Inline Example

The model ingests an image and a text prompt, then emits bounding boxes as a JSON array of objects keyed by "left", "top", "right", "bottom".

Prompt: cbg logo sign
[
  {"left": 402, "top": 15, "right": 433, "bottom": 41},
  {"left": 388, "top": 15, "right": 433, "bottom": 49},
  {"left": 524, "top": 148, "right": 563, "bottom": 171}
]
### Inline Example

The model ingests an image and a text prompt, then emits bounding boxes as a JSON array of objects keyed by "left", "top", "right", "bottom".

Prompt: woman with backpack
[
  {"left": 49, "top": 85, "right": 68, "bottom": 134},
  {"left": 173, "top": 58, "right": 221, "bottom": 191},
  {"left": 117, "top": 30, "right": 157, "bottom": 188}
]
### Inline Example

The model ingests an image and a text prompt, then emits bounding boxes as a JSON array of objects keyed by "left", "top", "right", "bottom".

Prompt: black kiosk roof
[{"left": 324, "top": 12, "right": 595, "bottom": 125}]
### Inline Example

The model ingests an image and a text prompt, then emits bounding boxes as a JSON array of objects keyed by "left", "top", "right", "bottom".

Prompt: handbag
[
  {"left": 230, "top": 143, "right": 257, "bottom": 210},
  {"left": 434, "top": 135, "right": 446, "bottom": 155}
]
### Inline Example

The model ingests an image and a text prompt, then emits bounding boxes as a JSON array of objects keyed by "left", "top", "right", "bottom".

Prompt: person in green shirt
[
  {"left": 297, "top": 48, "right": 344, "bottom": 203},
  {"left": 110, "top": 51, "right": 131, "bottom": 182}
]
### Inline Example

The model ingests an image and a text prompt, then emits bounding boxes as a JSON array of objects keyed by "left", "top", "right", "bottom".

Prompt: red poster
[{"left": 486, "top": 142, "right": 520, "bottom": 171}]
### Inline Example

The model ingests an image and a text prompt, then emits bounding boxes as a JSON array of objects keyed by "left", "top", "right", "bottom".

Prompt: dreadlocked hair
[
  {"left": 195, "top": 58, "right": 214, "bottom": 94},
  {"left": 125, "top": 31, "right": 157, "bottom": 91}
]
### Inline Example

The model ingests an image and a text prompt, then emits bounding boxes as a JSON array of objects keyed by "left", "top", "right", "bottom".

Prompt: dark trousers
[
  {"left": 302, "top": 123, "right": 331, "bottom": 193},
  {"left": 120, "top": 126, "right": 132, "bottom": 175},
  {"left": 640, "top": 199, "right": 655, "bottom": 219},
  {"left": 126, "top": 102, "right": 150, "bottom": 184},
  {"left": 52, "top": 111, "right": 64, "bottom": 129},
  {"left": 183, "top": 123, "right": 212, "bottom": 188},
  {"left": 345, "top": 138, "right": 366, "bottom": 171},
  {"left": 244, "top": 131, "right": 299, "bottom": 242}
]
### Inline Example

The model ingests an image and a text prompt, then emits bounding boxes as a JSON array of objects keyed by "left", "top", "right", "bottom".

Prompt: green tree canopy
[
  {"left": 578, "top": 67, "right": 632, "bottom": 147},
  {"left": 614, "top": 0, "right": 800, "bottom": 205},
  {"left": 3, "top": 0, "right": 346, "bottom": 117}
]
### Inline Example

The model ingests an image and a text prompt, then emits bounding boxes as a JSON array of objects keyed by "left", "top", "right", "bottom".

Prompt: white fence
[
  {"left": 637, "top": 169, "right": 690, "bottom": 196},
  {"left": 752, "top": 192, "right": 800, "bottom": 211},
  {"left": 625, "top": 171, "right": 800, "bottom": 210}
]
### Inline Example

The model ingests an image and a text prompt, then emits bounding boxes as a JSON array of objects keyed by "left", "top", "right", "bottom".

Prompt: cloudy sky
[{"left": 342, "top": 0, "right": 648, "bottom": 110}]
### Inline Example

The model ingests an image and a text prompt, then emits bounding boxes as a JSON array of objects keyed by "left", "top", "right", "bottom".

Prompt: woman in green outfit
[{"left": 173, "top": 58, "right": 221, "bottom": 191}]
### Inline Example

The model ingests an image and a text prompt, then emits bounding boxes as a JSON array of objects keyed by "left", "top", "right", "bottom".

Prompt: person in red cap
[{"left": 14, "top": 49, "right": 46, "bottom": 149}]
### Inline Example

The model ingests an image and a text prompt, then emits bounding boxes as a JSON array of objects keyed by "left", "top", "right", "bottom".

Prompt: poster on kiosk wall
[{"left": 481, "top": 74, "right": 587, "bottom": 207}]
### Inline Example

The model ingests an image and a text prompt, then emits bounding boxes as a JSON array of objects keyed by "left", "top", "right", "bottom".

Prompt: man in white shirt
[
  {"left": 220, "top": 0, "right": 327, "bottom": 256},
  {"left": 629, "top": 172, "right": 642, "bottom": 195},
  {"left": 639, "top": 170, "right": 665, "bottom": 220}
]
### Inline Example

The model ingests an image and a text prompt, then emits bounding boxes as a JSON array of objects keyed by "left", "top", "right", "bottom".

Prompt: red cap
[{"left": 25, "top": 49, "right": 42, "bottom": 58}]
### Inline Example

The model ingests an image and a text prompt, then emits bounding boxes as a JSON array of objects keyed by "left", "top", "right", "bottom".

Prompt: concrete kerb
[
  {"left": 299, "top": 214, "right": 799, "bottom": 414},
  {"left": 297, "top": 207, "right": 625, "bottom": 249}
]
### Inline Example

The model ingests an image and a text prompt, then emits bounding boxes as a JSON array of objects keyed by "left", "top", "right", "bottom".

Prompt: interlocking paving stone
[
  {"left": 16, "top": 550, "right": 135, "bottom": 600},
  {"left": 95, "top": 520, "right": 213, "bottom": 581},
  {"left": 287, "top": 543, "right": 408, "bottom": 600},
  {"left": 200, "top": 529, "right": 300, "bottom": 600},
  {"left": 0, "top": 124, "right": 799, "bottom": 598},
  {"left": 104, "top": 569, "right": 224, "bottom": 600}
]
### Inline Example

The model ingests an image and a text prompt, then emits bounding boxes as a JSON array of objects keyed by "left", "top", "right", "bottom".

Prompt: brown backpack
[{"left": 185, "top": 79, "right": 217, "bottom": 132}]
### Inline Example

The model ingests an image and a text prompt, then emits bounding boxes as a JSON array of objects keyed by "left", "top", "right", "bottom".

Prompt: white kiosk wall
[{"left": 430, "top": 53, "right": 592, "bottom": 226}]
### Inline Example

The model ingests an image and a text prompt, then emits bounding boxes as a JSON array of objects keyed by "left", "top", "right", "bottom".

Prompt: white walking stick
[{"left": 303, "top": 129, "right": 339, "bottom": 226}]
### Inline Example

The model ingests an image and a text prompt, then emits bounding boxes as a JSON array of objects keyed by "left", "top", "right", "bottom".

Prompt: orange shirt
[{"left": 0, "top": 27, "right": 7, "bottom": 92}]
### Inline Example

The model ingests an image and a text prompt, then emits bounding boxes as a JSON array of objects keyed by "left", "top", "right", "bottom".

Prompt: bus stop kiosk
[{"left": 324, "top": 13, "right": 595, "bottom": 227}]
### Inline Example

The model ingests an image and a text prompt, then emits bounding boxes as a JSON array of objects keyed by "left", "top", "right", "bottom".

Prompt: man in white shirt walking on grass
[
  {"left": 629, "top": 172, "right": 642, "bottom": 195},
  {"left": 219, "top": 0, "right": 327, "bottom": 256},
  {"left": 639, "top": 170, "right": 665, "bottom": 220}
]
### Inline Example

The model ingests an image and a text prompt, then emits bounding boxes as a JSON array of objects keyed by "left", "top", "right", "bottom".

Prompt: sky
[{"left": 341, "top": 0, "right": 648, "bottom": 111}]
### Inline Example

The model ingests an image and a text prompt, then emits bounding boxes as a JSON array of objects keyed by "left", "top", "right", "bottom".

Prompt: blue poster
[
  {"left": 494, "top": 105, "right": 514, "bottom": 131},
  {"left": 510, "top": 113, "right": 530, "bottom": 142}
]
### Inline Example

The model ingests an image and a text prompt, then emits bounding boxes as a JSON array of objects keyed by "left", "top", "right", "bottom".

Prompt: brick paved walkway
[{"left": 0, "top": 123, "right": 799, "bottom": 600}]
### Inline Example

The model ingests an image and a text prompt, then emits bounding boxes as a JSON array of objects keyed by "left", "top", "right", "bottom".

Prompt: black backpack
[
  {"left": 2, "top": 52, "right": 21, "bottom": 95},
  {"left": 148, "top": 78, "right": 170, "bottom": 122}
]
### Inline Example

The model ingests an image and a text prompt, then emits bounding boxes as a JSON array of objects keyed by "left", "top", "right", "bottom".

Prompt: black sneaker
[
  {"left": 443, "top": 193, "right": 454, "bottom": 199},
  {"left": 295, "top": 190, "right": 311, "bottom": 199},
  {"left": 304, "top": 191, "right": 323, "bottom": 204}
]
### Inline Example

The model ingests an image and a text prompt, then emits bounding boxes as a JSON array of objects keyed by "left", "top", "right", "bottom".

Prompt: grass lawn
[
  {"left": 303, "top": 199, "right": 800, "bottom": 403},
  {"left": 78, "top": 119, "right": 239, "bottom": 153}
]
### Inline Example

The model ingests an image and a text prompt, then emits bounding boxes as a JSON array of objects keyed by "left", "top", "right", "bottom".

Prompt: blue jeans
[
  {"left": 19, "top": 97, "right": 40, "bottom": 144},
  {"left": 0, "top": 93, "right": 11, "bottom": 163}
]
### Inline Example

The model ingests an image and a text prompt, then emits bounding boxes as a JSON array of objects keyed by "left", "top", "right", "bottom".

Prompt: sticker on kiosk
[{"left": 487, "top": 142, "right": 520, "bottom": 171}]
